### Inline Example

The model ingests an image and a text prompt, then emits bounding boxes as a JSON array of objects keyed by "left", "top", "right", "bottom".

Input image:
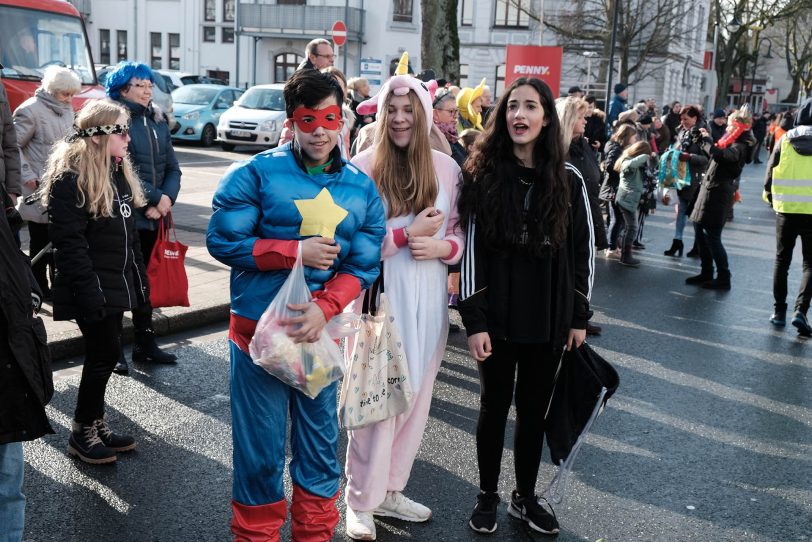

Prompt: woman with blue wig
[{"left": 105, "top": 61, "right": 181, "bottom": 373}]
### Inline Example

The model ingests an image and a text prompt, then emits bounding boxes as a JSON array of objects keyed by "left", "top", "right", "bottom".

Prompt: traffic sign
[{"left": 332, "top": 20, "right": 347, "bottom": 47}]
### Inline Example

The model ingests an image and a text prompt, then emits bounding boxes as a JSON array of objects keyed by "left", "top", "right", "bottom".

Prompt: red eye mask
[{"left": 292, "top": 105, "right": 342, "bottom": 133}]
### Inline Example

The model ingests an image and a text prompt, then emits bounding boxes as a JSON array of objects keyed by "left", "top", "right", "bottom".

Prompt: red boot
[
  {"left": 231, "top": 499, "right": 287, "bottom": 542},
  {"left": 290, "top": 486, "right": 339, "bottom": 542}
]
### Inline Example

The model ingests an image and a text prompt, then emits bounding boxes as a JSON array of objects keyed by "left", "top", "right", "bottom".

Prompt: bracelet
[{"left": 404, "top": 225, "right": 410, "bottom": 239}]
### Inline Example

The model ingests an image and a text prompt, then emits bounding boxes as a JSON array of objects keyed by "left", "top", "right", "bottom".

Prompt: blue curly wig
[{"left": 105, "top": 61, "right": 154, "bottom": 99}]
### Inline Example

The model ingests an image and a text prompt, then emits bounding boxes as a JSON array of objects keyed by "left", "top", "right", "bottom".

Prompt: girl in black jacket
[
  {"left": 42, "top": 99, "right": 148, "bottom": 465},
  {"left": 458, "top": 78, "right": 594, "bottom": 536}
]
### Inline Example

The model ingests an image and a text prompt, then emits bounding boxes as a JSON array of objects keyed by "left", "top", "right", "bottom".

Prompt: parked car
[
  {"left": 171, "top": 84, "right": 243, "bottom": 146},
  {"left": 217, "top": 83, "right": 286, "bottom": 151},
  {"left": 96, "top": 64, "right": 176, "bottom": 129},
  {"left": 155, "top": 70, "right": 202, "bottom": 92}
]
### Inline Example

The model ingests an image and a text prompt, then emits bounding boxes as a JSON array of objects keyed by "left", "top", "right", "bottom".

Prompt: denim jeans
[
  {"left": 773, "top": 213, "right": 812, "bottom": 313},
  {"left": 0, "top": 442, "right": 25, "bottom": 542},
  {"left": 606, "top": 201, "right": 625, "bottom": 250},
  {"left": 698, "top": 225, "right": 729, "bottom": 276},
  {"left": 674, "top": 191, "right": 692, "bottom": 240}
]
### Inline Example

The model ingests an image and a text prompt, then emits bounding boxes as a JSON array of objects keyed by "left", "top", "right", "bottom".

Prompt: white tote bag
[{"left": 339, "top": 287, "right": 413, "bottom": 430}]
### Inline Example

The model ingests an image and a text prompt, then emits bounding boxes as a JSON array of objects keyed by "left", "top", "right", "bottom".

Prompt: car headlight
[
  {"left": 218, "top": 117, "right": 228, "bottom": 129},
  {"left": 182, "top": 111, "right": 200, "bottom": 121},
  {"left": 259, "top": 120, "right": 277, "bottom": 132}
]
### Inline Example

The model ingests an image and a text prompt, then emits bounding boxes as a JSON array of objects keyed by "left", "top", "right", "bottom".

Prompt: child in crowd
[
  {"left": 43, "top": 99, "right": 146, "bottom": 464},
  {"left": 343, "top": 75, "right": 464, "bottom": 541},
  {"left": 207, "top": 69, "right": 385, "bottom": 542},
  {"left": 614, "top": 141, "right": 652, "bottom": 267},
  {"left": 457, "top": 77, "right": 594, "bottom": 536}
]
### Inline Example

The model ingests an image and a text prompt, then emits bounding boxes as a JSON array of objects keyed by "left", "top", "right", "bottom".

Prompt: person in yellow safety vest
[{"left": 763, "top": 98, "right": 812, "bottom": 336}]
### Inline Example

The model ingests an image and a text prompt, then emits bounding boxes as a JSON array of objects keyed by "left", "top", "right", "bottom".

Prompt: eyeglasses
[
  {"left": 315, "top": 53, "right": 335, "bottom": 60},
  {"left": 437, "top": 107, "right": 459, "bottom": 116},
  {"left": 130, "top": 82, "right": 154, "bottom": 90}
]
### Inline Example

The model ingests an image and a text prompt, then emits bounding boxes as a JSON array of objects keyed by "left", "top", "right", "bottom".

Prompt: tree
[
  {"left": 774, "top": 13, "right": 812, "bottom": 103},
  {"left": 420, "top": 0, "right": 460, "bottom": 83},
  {"left": 711, "top": 0, "right": 812, "bottom": 108},
  {"left": 508, "top": 0, "right": 705, "bottom": 86}
]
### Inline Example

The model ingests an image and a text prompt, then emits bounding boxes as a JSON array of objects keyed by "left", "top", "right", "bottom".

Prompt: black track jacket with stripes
[{"left": 458, "top": 164, "right": 595, "bottom": 347}]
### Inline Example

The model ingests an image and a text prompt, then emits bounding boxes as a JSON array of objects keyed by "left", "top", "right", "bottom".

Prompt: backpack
[{"left": 658, "top": 148, "right": 691, "bottom": 190}]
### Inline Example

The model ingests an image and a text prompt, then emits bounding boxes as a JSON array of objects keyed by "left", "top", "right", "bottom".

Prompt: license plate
[{"left": 230, "top": 129, "right": 251, "bottom": 137}]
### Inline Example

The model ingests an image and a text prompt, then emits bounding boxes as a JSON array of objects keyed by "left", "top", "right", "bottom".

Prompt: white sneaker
[
  {"left": 373, "top": 491, "right": 432, "bottom": 522},
  {"left": 346, "top": 507, "right": 376, "bottom": 541}
]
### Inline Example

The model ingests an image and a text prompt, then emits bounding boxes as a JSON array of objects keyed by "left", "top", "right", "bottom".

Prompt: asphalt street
[{"left": 18, "top": 147, "right": 812, "bottom": 542}]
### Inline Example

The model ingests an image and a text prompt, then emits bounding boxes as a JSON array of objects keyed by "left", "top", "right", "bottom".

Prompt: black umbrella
[{"left": 543, "top": 342, "right": 619, "bottom": 503}]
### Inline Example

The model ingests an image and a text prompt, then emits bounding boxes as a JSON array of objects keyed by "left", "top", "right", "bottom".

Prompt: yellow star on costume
[{"left": 294, "top": 188, "right": 349, "bottom": 238}]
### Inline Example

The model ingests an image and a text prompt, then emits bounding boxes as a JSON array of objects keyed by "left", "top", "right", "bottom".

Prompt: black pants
[
  {"left": 476, "top": 340, "right": 558, "bottom": 496},
  {"left": 132, "top": 228, "right": 159, "bottom": 331},
  {"left": 27, "top": 222, "right": 51, "bottom": 292},
  {"left": 773, "top": 213, "right": 812, "bottom": 313},
  {"left": 698, "top": 224, "right": 729, "bottom": 277},
  {"left": 75, "top": 312, "right": 124, "bottom": 423},
  {"left": 606, "top": 201, "right": 625, "bottom": 250}
]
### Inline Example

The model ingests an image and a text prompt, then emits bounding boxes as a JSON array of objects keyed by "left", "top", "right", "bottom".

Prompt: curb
[{"left": 47, "top": 301, "right": 232, "bottom": 361}]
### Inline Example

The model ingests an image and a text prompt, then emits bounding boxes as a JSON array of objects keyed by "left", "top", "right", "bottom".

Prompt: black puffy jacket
[
  {"left": 0, "top": 209, "right": 53, "bottom": 444},
  {"left": 48, "top": 167, "right": 149, "bottom": 321},
  {"left": 115, "top": 98, "right": 181, "bottom": 231},
  {"left": 568, "top": 137, "right": 608, "bottom": 249}
]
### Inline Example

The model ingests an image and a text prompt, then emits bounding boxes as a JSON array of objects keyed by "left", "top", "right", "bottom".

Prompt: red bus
[{"left": 1, "top": 0, "right": 104, "bottom": 112}]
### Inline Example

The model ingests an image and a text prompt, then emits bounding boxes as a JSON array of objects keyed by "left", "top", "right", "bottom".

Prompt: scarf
[{"left": 435, "top": 120, "right": 458, "bottom": 145}]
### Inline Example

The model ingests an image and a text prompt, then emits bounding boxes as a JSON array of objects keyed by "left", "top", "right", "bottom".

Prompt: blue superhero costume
[{"left": 207, "top": 142, "right": 385, "bottom": 541}]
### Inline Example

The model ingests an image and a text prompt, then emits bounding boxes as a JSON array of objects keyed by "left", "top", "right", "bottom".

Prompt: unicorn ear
[
  {"left": 394, "top": 52, "right": 410, "bottom": 76},
  {"left": 427, "top": 80, "right": 439, "bottom": 102}
]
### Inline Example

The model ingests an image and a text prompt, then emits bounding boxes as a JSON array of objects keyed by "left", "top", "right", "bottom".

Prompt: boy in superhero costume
[{"left": 207, "top": 69, "right": 385, "bottom": 541}]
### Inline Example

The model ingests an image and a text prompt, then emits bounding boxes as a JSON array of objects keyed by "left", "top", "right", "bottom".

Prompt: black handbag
[{"left": 542, "top": 342, "right": 619, "bottom": 502}]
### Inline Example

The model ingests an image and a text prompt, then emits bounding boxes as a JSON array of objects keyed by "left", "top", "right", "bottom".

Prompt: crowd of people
[{"left": 1, "top": 34, "right": 811, "bottom": 542}]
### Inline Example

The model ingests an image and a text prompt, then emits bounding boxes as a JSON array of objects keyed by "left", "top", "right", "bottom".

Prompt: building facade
[
  {"left": 71, "top": 0, "right": 423, "bottom": 89},
  {"left": 457, "top": 0, "right": 711, "bottom": 110}
]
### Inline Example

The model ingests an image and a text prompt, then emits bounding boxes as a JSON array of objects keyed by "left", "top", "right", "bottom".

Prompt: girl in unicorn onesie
[{"left": 343, "top": 75, "right": 464, "bottom": 541}]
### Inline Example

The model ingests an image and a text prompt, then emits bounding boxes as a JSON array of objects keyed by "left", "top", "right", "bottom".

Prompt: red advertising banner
[{"left": 504, "top": 45, "right": 563, "bottom": 96}]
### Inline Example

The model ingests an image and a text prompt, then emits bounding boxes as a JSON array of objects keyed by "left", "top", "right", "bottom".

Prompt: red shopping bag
[{"left": 147, "top": 214, "right": 190, "bottom": 308}]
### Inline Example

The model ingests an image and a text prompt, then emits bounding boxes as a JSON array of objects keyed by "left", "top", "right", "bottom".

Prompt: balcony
[{"left": 238, "top": 4, "right": 364, "bottom": 42}]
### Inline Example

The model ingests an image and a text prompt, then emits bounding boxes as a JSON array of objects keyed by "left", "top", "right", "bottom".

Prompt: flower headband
[{"left": 67, "top": 124, "right": 129, "bottom": 142}]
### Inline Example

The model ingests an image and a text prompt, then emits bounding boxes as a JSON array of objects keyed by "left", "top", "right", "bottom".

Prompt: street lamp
[
  {"left": 583, "top": 51, "right": 598, "bottom": 95},
  {"left": 747, "top": 37, "right": 773, "bottom": 107}
]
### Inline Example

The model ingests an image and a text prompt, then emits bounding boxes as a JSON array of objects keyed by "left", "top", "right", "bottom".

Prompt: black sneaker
[
  {"left": 508, "top": 490, "right": 559, "bottom": 535},
  {"left": 469, "top": 491, "right": 500, "bottom": 534},
  {"left": 113, "top": 351, "right": 129, "bottom": 376},
  {"left": 94, "top": 416, "right": 136, "bottom": 452},
  {"left": 792, "top": 311, "right": 812, "bottom": 336},
  {"left": 67, "top": 421, "right": 117, "bottom": 464}
]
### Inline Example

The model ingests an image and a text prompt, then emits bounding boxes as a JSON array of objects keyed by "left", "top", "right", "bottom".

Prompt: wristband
[{"left": 404, "top": 225, "right": 410, "bottom": 239}]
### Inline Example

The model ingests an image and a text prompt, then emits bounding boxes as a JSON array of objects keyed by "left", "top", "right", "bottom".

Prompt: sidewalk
[{"left": 32, "top": 179, "right": 233, "bottom": 361}]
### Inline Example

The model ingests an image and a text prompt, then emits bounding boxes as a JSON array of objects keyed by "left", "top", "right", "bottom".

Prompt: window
[
  {"left": 222, "top": 27, "right": 235, "bottom": 43},
  {"left": 393, "top": 0, "right": 413, "bottom": 23},
  {"left": 275, "top": 52, "right": 303, "bottom": 82},
  {"left": 99, "top": 29, "right": 110, "bottom": 65},
  {"left": 207, "top": 69, "right": 230, "bottom": 84},
  {"left": 459, "top": 63, "right": 469, "bottom": 87},
  {"left": 150, "top": 32, "right": 162, "bottom": 69},
  {"left": 203, "top": 26, "right": 216, "bottom": 42},
  {"left": 495, "top": 64, "right": 505, "bottom": 98},
  {"left": 494, "top": 0, "right": 529, "bottom": 27},
  {"left": 461, "top": 0, "right": 473, "bottom": 26},
  {"left": 204, "top": 0, "right": 215, "bottom": 22},
  {"left": 117, "top": 30, "right": 127, "bottom": 62},
  {"left": 223, "top": 0, "right": 235, "bottom": 22},
  {"left": 278, "top": 0, "right": 306, "bottom": 4},
  {"left": 169, "top": 33, "right": 180, "bottom": 70}
]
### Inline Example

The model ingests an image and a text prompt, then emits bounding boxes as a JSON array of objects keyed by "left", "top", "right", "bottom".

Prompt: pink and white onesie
[{"left": 344, "top": 147, "right": 464, "bottom": 512}]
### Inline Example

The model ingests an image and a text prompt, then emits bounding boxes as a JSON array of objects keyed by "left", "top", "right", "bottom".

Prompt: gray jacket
[{"left": 13, "top": 89, "right": 74, "bottom": 223}]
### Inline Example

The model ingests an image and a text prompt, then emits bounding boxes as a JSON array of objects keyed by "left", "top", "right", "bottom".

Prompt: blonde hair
[
  {"left": 729, "top": 103, "right": 753, "bottom": 126},
  {"left": 614, "top": 141, "right": 651, "bottom": 172},
  {"left": 610, "top": 124, "right": 638, "bottom": 147},
  {"left": 41, "top": 99, "right": 145, "bottom": 217},
  {"left": 555, "top": 96, "right": 588, "bottom": 153},
  {"left": 346, "top": 77, "right": 368, "bottom": 91},
  {"left": 372, "top": 90, "right": 437, "bottom": 217}
]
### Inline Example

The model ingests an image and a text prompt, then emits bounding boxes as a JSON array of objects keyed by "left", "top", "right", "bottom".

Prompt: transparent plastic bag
[{"left": 248, "top": 243, "right": 349, "bottom": 399}]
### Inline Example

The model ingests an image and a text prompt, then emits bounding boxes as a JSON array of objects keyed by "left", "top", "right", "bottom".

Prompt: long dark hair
[{"left": 458, "top": 78, "right": 569, "bottom": 253}]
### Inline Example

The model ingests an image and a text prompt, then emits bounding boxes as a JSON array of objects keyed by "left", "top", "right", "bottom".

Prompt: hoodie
[{"left": 764, "top": 100, "right": 812, "bottom": 202}]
